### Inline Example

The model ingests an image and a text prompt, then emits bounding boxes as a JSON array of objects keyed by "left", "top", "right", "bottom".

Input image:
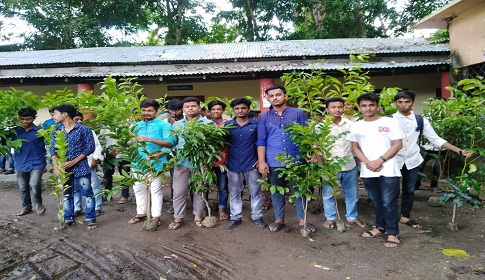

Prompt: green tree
[{"left": 1, "top": 0, "right": 154, "bottom": 49}]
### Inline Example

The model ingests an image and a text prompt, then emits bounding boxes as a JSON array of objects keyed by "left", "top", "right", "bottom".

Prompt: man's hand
[
  {"left": 61, "top": 160, "right": 77, "bottom": 170},
  {"left": 90, "top": 160, "right": 97, "bottom": 168},
  {"left": 258, "top": 161, "right": 269, "bottom": 174},
  {"left": 365, "top": 160, "right": 383, "bottom": 172},
  {"left": 462, "top": 150, "right": 474, "bottom": 158},
  {"left": 147, "top": 151, "right": 164, "bottom": 159},
  {"left": 136, "top": 136, "right": 150, "bottom": 143}
]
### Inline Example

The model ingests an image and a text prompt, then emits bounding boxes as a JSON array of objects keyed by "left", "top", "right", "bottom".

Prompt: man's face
[
  {"left": 52, "top": 110, "right": 66, "bottom": 123},
  {"left": 266, "top": 88, "right": 286, "bottom": 107},
  {"left": 141, "top": 106, "right": 158, "bottom": 121},
  {"left": 169, "top": 108, "right": 183, "bottom": 120},
  {"left": 395, "top": 98, "right": 414, "bottom": 114},
  {"left": 209, "top": 105, "right": 224, "bottom": 120},
  {"left": 325, "top": 101, "right": 344, "bottom": 118},
  {"left": 19, "top": 116, "right": 35, "bottom": 129},
  {"left": 232, "top": 103, "right": 249, "bottom": 118},
  {"left": 183, "top": 101, "right": 201, "bottom": 118},
  {"left": 358, "top": 100, "right": 379, "bottom": 118},
  {"left": 73, "top": 116, "right": 83, "bottom": 123}
]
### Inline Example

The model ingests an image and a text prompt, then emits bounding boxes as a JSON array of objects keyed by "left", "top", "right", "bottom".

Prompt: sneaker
[
  {"left": 225, "top": 219, "right": 242, "bottom": 230},
  {"left": 252, "top": 218, "right": 267, "bottom": 228},
  {"left": 4, "top": 170, "right": 14, "bottom": 175}
]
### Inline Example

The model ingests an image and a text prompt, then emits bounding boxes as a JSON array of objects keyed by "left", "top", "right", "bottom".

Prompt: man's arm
[
  {"left": 423, "top": 118, "right": 473, "bottom": 157},
  {"left": 257, "top": 146, "right": 269, "bottom": 174}
]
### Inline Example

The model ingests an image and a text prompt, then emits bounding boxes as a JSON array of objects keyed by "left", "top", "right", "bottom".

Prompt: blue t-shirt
[
  {"left": 132, "top": 118, "right": 174, "bottom": 171},
  {"left": 12, "top": 125, "right": 46, "bottom": 172},
  {"left": 256, "top": 107, "right": 307, "bottom": 167},
  {"left": 225, "top": 118, "right": 258, "bottom": 173}
]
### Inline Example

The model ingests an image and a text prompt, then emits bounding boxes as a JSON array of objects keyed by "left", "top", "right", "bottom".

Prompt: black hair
[
  {"left": 357, "top": 92, "right": 379, "bottom": 105},
  {"left": 394, "top": 90, "right": 416, "bottom": 102},
  {"left": 229, "top": 97, "right": 252, "bottom": 108},
  {"left": 140, "top": 98, "right": 160, "bottom": 110},
  {"left": 167, "top": 99, "right": 183, "bottom": 110},
  {"left": 182, "top": 97, "right": 201, "bottom": 105},
  {"left": 264, "top": 85, "right": 286, "bottom": 95},
  {"left": 74, "top": 111, "right": 83, "bottom": 118},
  {"left": 18, "top": 107, "right": 37, "bottom": 117},
  {"left": 325, "top": 97, "right": 345, "bottom": 107},
  {"left": 52, "top": 104, "right": 76, "bottom": 119},
  {"left": 248, "top": 110, "right": 260, "bottom": 119},
  {"left": 207, "top": 99, "right": 227, "bottom": 110}
]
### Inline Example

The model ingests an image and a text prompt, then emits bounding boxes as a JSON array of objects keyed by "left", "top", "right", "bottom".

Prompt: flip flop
[
  {"left": 87, "top": 221, "right": 97, "bottom": 230},
  {"left": 15, "top": 209, "right": 32, "bottom": 216},
  {"left": 323, "top": 220, "right": 336, "bottom": 230},
  {"left": 168, "top": 220, "right": 184, "bottom": 230},
  {"left": 36, "top": 205, "right": 46, "bottom": 215},
  {"left": 362, "top": 227, "right": 385, "bottom": 238},
  {"left": 384, "top": 235, "right": 401, "bottom": 248},
  {"left": 167, "top": 206, "right": 174, "bottom": 214},
  {"left": 194, "top": 219, "right": 205, "bottom": 228},
  {"left": 128, "top": 215, "right": 147, "bottom": 224},
  {"left": 401, "top": 219, "right": 422, "bottom": 229},
  {"left": 300, "top": 222, "right": 316, "bottom": 232},
  {"left": 219, "top": 211, "right": 229, "bottom": 220},
  {"left": 348, "top": 219, "right": 368, "bottom": 228},
  {"left": 268, "top": 222, "right": 285, "bottom": 232}
]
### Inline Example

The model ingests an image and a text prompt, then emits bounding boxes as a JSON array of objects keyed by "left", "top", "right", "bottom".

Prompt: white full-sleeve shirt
[{"left": 393, "top": 111, "right": 447, "bottom": 169}]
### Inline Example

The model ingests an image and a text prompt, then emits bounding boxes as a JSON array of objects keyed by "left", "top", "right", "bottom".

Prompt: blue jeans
[
  {"left": 1, "top": 153, "right": 14, "bottom": 170},
  {"left": 228, "top": 169, "right": 263, "bottom": 221},
  {"left": 322, "top": 166, "right": 359, "bottom": 221},
  {"left": 363, "top": 176, "right": 400, "bottom": 236},
  {"left": 65, "top": 174, "right": 95, "bottom": 222},
  {"left": 214, "top": 167, "right": 228, "bottom": 210},
  {"left": 74, "top": 169, "right": 102, "bottom": 211},
  {"left": 17, "top": 169, "right": 44, "bottom": 211},
  {"left": 268, "top": 167, "right": 305, "bottom": 221},
  {"left": 416, "top": 151, "right": 441, "bottom": 190},
  {"left": 400, "top": 164, "right": 419, "bottom": 218}
]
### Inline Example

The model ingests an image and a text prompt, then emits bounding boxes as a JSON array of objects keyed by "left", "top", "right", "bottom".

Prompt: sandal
[
  {"left": 362, "top": 226, "right": 385, "bottom": 238},
  {"left": 194, "top": 219, "right": 205, "bottom": 228},
  {"left": 15, "top": 209, "right": 32, "bottom": 216},
  {"left": 384, "top": 235, "right": 401, "bottom": 248},
  {"left": 167, "top": 206, "right": 174, "bottom": 214},
  {"left": 400, "top": 219, "right": 422, "bottom": 229},
  {"left": 348, "top": 219, "right": 368, "bottom": 228},
  {"left": 219, "top": 210, "right": 229, "bottom": 220},
  {"left": 128, "top": 215, "right": 147, "bottom": 224},
  {"left": 87, "top": 221, "right": 97, "bottom": 230},
  {"left": 262, "top": 201, "right": 272, "bottom": 210},
  {"left": 153, "top": 218, "right": 162, "bottom": 228},
  {"left": 323, "top": 220, "right": 336, "bottom": 230},
  {"left": 168, "top": 220, "right": 184, "bottom": 230},
  {"left": 299, "top": 222, "right": 316, "bottom": 232},
  {"left": 268, "top": 222, "right": 285, "bottom": 232},
  {"left": 118, "top": 197, "right": 128, "bottom": 204}
]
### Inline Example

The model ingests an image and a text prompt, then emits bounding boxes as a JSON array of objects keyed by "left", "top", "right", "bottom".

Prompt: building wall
[
  {"left": 5, "top": 72, "right": 442, "bottom": 124},
  {"left": 449, "top": 1, "right": 485, "bottom": 68}
]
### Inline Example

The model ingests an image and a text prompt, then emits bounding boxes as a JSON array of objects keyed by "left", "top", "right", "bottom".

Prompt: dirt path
[{"left": 1, "top": 180, "right": 484, "bottom": 279}]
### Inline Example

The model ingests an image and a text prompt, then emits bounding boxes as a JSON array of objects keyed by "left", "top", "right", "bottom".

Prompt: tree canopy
[{"left": 0, "top": 0, "right": 451, "bottom": 50}]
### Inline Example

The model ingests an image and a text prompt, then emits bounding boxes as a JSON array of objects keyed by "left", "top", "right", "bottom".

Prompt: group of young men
[{"left": 10, "top": 86, "right": 473, "bottom": 248}]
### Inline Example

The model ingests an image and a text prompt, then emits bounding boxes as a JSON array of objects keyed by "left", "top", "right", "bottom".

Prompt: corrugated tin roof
[
  {"left": 0, "top": 56, "right": 449, "bottom": 79},
  {"left": 0, "top": 38, "right": 449, "bottom": 67}
]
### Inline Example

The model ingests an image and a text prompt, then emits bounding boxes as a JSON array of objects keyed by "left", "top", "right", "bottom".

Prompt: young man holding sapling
[
  {"left": 319, "top": 98, "right": 367, "bottom": 230},
  {"left": 51, "top": 104, "right": 96, "bottom": 229},
  {"left": 256, "top": 85, "right": 315, "bottom": 232},
  {"left": 392, "top": 90, "right": 473, "bottom": 229},
  {"left": 347, "top": 93, "right": 403, "bottom": 248},
  {"left": 224, "top": 97, "right": 266, "bottom": 230},
  {"left": 169, "top": 97, "right": 214, "bottom": 230},
  {"left": 128, "top": 99, "right": 173, "bottom": 228},
  {"left": 12, "top": 108, "right": 47, "bottom": 216}
]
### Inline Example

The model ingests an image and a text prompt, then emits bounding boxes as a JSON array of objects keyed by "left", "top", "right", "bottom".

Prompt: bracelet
[
  {"left": 459, "top": 150, "right": 463, "bottom": 155},
  {"left": 379, "top": 156, "right": 387, "bottom": 162}
]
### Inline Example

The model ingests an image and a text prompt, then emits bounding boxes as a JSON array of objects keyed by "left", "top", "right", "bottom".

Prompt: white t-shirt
[{"left": 346, "top": 117, "right": 402, "bottom": 178}]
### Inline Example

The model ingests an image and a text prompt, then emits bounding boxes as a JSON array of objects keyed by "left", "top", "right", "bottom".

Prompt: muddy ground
[{"left": 1, "top": 177, "right": 485, "bottom": 280}]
